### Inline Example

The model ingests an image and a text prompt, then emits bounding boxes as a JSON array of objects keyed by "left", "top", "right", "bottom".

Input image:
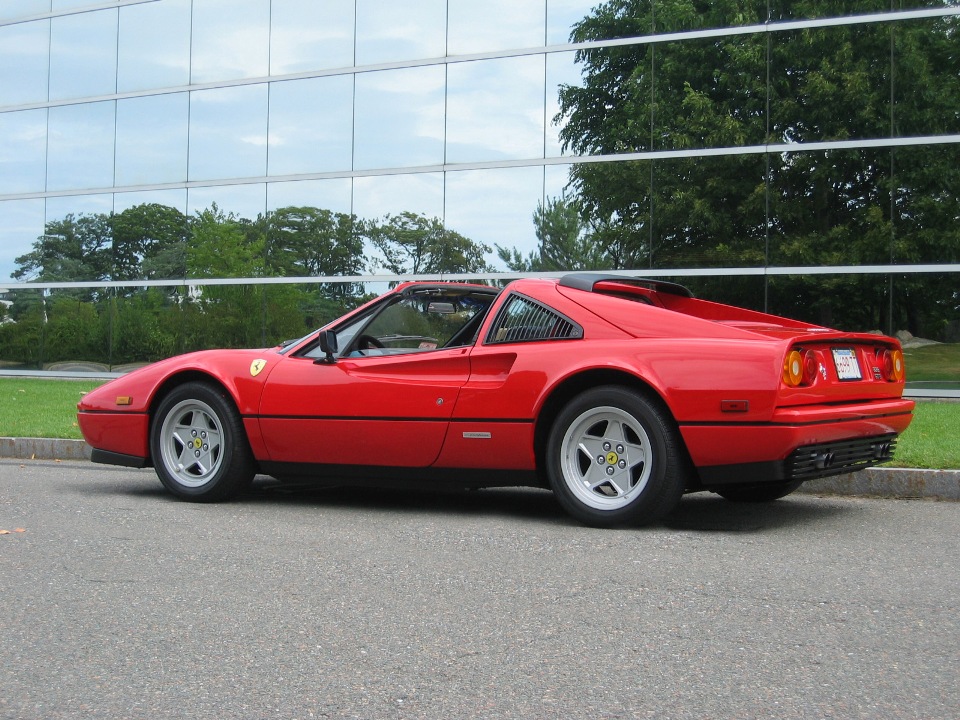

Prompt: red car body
[{"left": 77, "top": 274, "right": 914, "bottom": 526}]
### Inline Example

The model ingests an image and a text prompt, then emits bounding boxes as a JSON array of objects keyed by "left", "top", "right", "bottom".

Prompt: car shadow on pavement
[
  {"left": 250, "top": 480, "right": 572, "bottom": 525},
  {"left": 246, "top": 478, "right": 855, "bottom": 532},
  {"left": 66, "top": 468, "right": 859, "bottom": 532},
  {"left": 664, "top": 492, "right": 856, "bottom": 533}
]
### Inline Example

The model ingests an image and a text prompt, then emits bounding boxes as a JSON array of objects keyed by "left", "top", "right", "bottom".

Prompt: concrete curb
[
  {"left": 1, "top": 437, "right": 957, "bottom": 500},
  {"left": 797, "top": 467, "right": 960, "bottom": 500},
  {"left": 0, "top": 437, "right": 92, "bottom": 461}
]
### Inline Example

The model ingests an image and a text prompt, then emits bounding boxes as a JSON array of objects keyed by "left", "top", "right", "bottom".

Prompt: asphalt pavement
[{"left": 1, "top": 459, "right": 958, "bottom": 720}]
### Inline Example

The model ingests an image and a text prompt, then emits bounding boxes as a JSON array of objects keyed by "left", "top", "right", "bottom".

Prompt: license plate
[{"left": 831, "top": 347, "right": 862, "bottom": 381}]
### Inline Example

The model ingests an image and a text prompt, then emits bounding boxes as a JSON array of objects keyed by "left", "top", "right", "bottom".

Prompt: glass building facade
[{"left": 1, "top": 1, "right": 958, "bottom": 377}]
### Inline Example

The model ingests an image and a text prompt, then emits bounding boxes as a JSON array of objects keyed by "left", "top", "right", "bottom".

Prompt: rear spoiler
[{"left": 559, "top": 273, "right": 694, "bottom": 298}]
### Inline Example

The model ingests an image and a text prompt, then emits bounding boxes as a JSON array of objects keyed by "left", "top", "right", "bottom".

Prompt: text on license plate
[{"left": 831, "top": 347, "right": 862, "bottom": 381}]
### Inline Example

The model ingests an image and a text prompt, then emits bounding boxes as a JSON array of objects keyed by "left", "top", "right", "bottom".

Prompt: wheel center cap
[
  {"left": 193, "top": 438, "right": 203, "bottom": 449},
  {"left": 606, "top": 451, "right": 619, "bottom": 465}
]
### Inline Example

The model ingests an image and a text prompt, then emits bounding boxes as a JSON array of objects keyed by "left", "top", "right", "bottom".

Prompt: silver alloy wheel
[
  {"left": 157, "top": 398, "right": 224, "bottom": 488},
  {"left": 558, "top": 404, "right": 653, "bottom": 511}
]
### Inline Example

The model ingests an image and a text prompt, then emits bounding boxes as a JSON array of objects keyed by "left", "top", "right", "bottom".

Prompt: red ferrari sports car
[{"left": 78, "top": 273, "right": 913, "bottom": 527}]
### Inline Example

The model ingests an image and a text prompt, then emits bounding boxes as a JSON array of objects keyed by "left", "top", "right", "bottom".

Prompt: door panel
[{"left": 257, "top": 349, "right": 470, "bottom": 466}]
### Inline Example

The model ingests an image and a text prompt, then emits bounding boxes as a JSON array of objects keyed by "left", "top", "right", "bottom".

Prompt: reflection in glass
[
  {"left": 0, "top": 20, "right": 49, "bottom": 106},
  {"left": 546, "top": 52, "right": 582, "bottom": 157},
  {"left": 268, "top": 76, "right": 353, "bottom": 176},
  {"left": 646, "top": 156, "right": 766, "bottom": 270},
  {"left": 547, "top": 0, "right": 595, "bottom": 45},
  {"left": 116, "top": 93, "right": 189, "bottom": 186},
  {"left": 890, "top": 144, "right": 960, "bottom": 266},
  {"left": 49, "top": 9, "right": 118, "bottom": 101},
  {"left": 267, "top": 179, "right": 352, "bottom": 215},
  {"left": 769, "top": 1, "right": 891, "bottom": 22},
  {"left": 0, "top": 109, "right": 47, "bottom": 194},
  {"left": 446, "top": 57, "right": 545, "bottom": 164},
  {"left": 654, "top": 37, "right": 766, "bottom": 151},
  {"left": 191, "top": 0, "right": 269, "bottom": 84},
  {"left": 771, "top": 27, "right": 889, "bottom": 145},
  {"left": 188, "top": 85, "right": 268, "bottom": 182},
  {"left": 0, "top": 199, "right": 44, "bottom": 281},
  {"left": 0, "top": 2, "right": 51, "bottom": 22},
  {"left": 114, "top": 189, "right": 188, "bottom": 215},
  {"left": 448, "top": 0, "right": 545, "bottom": 55},
  {"left": 770, "top": 149, "right": 889, "bottom": 269},
  {"left": 892, "top": 17, "right": 960, "bottom": 137},
  {"left": 52, "top": 0, "right": 107, "bottom": 9},
  {"left": 187, "top": 184, "right": 267, "bottom": 221},
  {"left": 766, "top": 273, "right": 893, "bottom": 335},
  {"left": 544, "top": 163, "right": 571, "bottom": 199},
  {"left": 355, "top": 0, "right": 445, "bottom": 65},
  {"left": 112, "top": 191, "right": 189, "bottom": 282},
  {"left": 117, "top": 0, "right": 190, "bottom": 92},
  {"left": 352, "top": 173, "right": 443, "bottom": 224},
  {"left": 353, "top": 66, "right": 445, "bottom": 171},
  {"left": 47, "top": 102, "right": 115, "bottom": 191},
  {"left": 270, "top": 0, "right": 354, "bottom": 75},
  {"left": 445, "top": 166, "right": 544, "bottom": 266},
  {"left": 354, "top": 174, "right": 443, "bottom": 272},
  {"left": 46, "top": 193, "right": 113, "bottom": 223}
]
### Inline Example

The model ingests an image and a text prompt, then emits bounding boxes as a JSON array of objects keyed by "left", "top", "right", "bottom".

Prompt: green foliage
[
  {"left": 3, "top": 200, "right": 495, "bottom": 365},
  {"left": 366, "top": 212, "right": 494, "bottom": 276}
]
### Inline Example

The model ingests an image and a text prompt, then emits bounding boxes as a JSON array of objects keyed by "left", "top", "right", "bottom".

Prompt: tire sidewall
[
  {"left": 546, "top": 386, "right": 683, "bottom": 527},
  {"left": 150, "top": 382, "right": 251, "bottom": 501}
]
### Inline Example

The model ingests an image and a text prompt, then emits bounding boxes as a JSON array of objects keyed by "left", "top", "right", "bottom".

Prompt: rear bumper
[
  {"left": 696, "top": 433, "right": 897, "bottom": 485},
  {"left": 680, "top": 398, "right": 914, "bottom": 486}
]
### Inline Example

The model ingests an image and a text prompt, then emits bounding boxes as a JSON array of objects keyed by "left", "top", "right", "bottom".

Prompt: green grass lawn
[
  {"left": 0, "top": 377, "right": 103, "bottom": 440},
  {"left": 0, "top": 376, "right": 957, "bottom": 469},
  {"left": 903, "top": 343, "right": 960, "bottom": 383}
]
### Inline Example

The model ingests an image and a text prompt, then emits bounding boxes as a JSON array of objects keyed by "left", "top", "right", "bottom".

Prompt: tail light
[
  {"left": 783, "top": 348, "right": 818, "bottom": 387},
  {"left": 877, "top": 348, "right": 905, "bottom": 382}
]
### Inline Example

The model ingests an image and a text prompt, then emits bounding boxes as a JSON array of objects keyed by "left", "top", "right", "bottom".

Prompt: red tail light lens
[
  {"left": 877, "top": 348, "right": 905, "bottom": 382},
  {"left": 783, "top": 349, "right": 817, "bottom": 387}
]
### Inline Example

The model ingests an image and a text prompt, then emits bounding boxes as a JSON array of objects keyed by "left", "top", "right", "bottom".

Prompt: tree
[
  {"left": 497, "top": 194, "right": 612, "bottom": 272},
  {"left": 13, "top": 214, "right": 113, "bottom": 290},
  {"left": 365, "top": 212, "right": 494, "bottom": 276},
  {"left": 112, "top": 203, "right": 188, "bottom": 281}
]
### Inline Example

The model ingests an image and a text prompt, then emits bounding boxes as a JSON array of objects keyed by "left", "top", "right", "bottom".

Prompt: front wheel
[
  {"left": 150, "top": 382, "right": 255, "bottom": 502},
  {"left": 546, "top": 386, "right": 687, "bottom": 528}
]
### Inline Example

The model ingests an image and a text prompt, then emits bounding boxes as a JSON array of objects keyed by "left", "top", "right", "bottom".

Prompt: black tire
[
  {"left": 150, "top": 381, "right": 256, "bottom": 502},
  {"left": 714, "top": 480, "right": 803, "bottom": 503},
  {"left": 545, "top": 386, "right": 687, "bottom": 528}
]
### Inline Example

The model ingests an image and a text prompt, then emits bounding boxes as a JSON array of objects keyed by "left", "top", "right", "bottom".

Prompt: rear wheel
[
  {"left": 546, "top": 386, "right": 686, "bottom": 528},
  {"left": 150, "top": 382, "right": 255, "bottom": 501},
  {"left": 715, "top": 480, "right": 803, "bottom": 503}
]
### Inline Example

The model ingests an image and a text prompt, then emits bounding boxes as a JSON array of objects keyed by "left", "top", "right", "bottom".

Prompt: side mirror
[{"left": 315, "top": 329, "right": 338, "bottom": 364}]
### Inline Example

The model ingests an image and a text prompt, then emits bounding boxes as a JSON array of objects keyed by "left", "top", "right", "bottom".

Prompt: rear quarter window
[{"left": 485, "top": 293, "right": 582, "bottom": 344}]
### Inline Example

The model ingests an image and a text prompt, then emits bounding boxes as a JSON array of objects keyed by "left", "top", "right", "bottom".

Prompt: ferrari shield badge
[{"left": 250, "top": 359, "right": 267, "bottom": 377}]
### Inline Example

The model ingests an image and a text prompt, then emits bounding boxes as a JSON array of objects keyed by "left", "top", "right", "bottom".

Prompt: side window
[{"left": 485, "top": 294, "right": 582, "bottom": 344}]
